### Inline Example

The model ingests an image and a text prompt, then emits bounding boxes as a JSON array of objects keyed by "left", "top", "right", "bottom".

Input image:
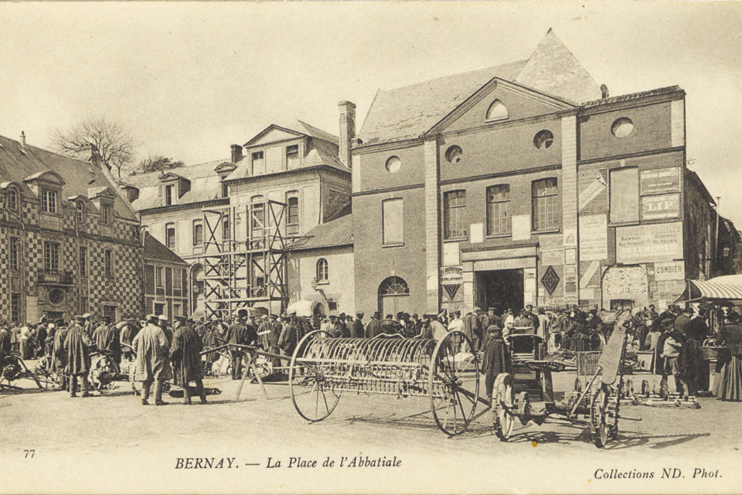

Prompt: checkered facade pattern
[{"left": 0, "top": 195, "right": 143, "bottom": 324}]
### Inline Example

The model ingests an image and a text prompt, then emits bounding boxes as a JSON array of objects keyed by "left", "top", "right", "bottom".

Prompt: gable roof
[
  {"left": 289, "top": 212, "right": 353, "bottom": 251},
  {"left": 244, "top": 121, "right": 339, "bottom": 148},
  {"left": 143, "top": 232, "right": 188, "bottom": 265},
  {"left": 0, "top": 134, "right": 137, "bottom": 221},
  {"left": 358, "top": 30, "right": 602, "bottom": 146}
]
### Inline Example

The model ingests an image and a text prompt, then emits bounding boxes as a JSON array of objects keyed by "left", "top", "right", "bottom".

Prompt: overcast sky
[{"left": 1, "top": 2, "right": 741, "bottom": 223}]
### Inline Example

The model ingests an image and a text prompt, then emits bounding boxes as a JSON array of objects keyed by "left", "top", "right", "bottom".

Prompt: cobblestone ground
[{"left": 1, "top": 360, "right": 740, "bottom": 494}]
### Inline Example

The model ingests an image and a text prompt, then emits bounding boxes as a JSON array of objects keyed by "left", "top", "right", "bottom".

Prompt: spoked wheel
[
  {"left": 289, "top": 330, "right": 341, "bottom": 422},
  {"left": 493, "top": 373, "right": 515, "bottom": 441},
  {"left": 33, "top": 357, "right": 59, "bottom": 390},
  {"left": 590, "top": 383, "right": 610, "bottom": 448},
  {"left": 428, "top": 331, "right": 479, "bottom": 436}
]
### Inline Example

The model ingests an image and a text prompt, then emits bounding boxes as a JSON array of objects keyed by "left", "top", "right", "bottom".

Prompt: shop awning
[{"left": 676, "top": 275, "right": 742, "bottom": 302}]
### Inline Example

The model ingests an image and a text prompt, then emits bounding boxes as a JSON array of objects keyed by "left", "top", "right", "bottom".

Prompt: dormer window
[
  {"left": 486, "top": 100, "right": 508, "bottom": 121},
  {"left": 252, "top": 151, "right": 265, "bottom": 175},
  {"left": 41, "top": 189, "right": 57, "bottom": 214},
  {"left": 76, "top": 200, "right": 86, "bottom": 224},
  {"left": 102, "top": 204, "right": 112, "bottom": 225},
  {"left": 7, "top": 188, "right": 18, "bottom": 211},
  {"left": 286, "top": 145, "right": 299, "bottom": 169},
  {"left": 165, "top": 185, "right": 174, "bottom": 206}
]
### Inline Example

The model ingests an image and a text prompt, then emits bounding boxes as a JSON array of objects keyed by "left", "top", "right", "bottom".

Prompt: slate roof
[
  {"left": 583, "top": 86, "right": 682, "bottom": 108},
  {"left": 289, "top": 212, "right": 353, "bottom": 251},
  {"left": 143, "top": 232, "right": 188, "bottom": 265},
  {"left": 358, "top": 30, "right": 603, "bottom": 146},
  {"left": 0, "top": 134, "right": 137, "bottom": 221},
  {"left": 126, "top": 158, "right": 228, "bottom": 211}
]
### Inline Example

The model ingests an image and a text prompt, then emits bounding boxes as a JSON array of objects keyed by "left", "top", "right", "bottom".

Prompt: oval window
[
  {"left": 385, "top": 156, "right": 401, "bottom": 173},
  {"left": 533, "top": 130, "right": 554, "bottom": 150},
  {"left": 611, "top": 117, "right": 634, "bottom": 138},
  {"left": 445, "top": 145, "right": 463, "bottom": 164}
]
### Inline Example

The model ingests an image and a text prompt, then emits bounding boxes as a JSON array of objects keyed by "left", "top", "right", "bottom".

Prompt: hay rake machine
[{"left": 289, "top": 330, "right": 480, "bottom": 436}]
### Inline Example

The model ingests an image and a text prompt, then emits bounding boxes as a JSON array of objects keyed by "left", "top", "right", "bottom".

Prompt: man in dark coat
[
  {"left": 64, "top": 316, "right": 94, "bottom": 398},
  {"left": 351, "top": 313, "right": 365, "bottom": 339},
  {"left": 133, "top": 315, "right": 172, "bottom": 405},
  {"left": 278, "top": 315, "right": 302, "bottom": 357},
  {"left": 267, "top": 315, "right": 283, "bottom": 368},
  {"left": 52, "top": 322, "right": 69, "bottom": 391},
  {"left": 93, "top": 319, "right": 121, "bottom": 365},
  {"left": 170, "top": 321, "right": 206, "bottom": 405},
  {"left": 0, "top": 324, "right": 11, "bottom": 369},
  {"left": 482, "top": 325, "right": 512, "bottom": 404},
  {"left": 227, "top": 316, "right": 257, "bottom": 380}
]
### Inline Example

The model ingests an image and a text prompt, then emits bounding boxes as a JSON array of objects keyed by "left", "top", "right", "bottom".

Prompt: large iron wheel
[
  {"left": 590, "top": 383, "right": 610, "bottom": 448},
  {"left": 493, "top": 373, "right": 515, "bottom": 441},
  {"left": 428, "top": 330, "right": 479, "bottom": 436},
  {"left": 289, "top": 330, "right": 341, "bottom": 422}
]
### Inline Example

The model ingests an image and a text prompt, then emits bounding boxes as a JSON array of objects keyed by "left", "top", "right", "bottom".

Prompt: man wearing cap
[
  {"left": 326, "top": 315, "right": 342, "bottom": 338},
  {"left": 656, "top": 317, "right": 686, "bottom": 397},
  {"left": 158, "top": 315, "right": 173, "bottom": 345},
  {"left": 482, "top": 325, "right": 512, "bottom": 407},
  {"left": 133, "top": 315, "right": 172, "bottom": 405},
  {"left": 266, "top": 314, "right": 283, "bottom": 368},
  {"left": 227, "top": 315, "right": 257, "bottom": 380},
  {"left": 170, "top": 316, "right": 207, "bottom": 405},
  {"left": 52, "top": 321, "right": 69, "bottom": 391},
  {"left": 81, "top": 313, "right": 94, "bottom": 340},
  {"left": 64, "top": 316, "right": 94, "bottom": 398},
  {"left": 278, "top": 313, "right": 301, "bottom": 356},
  {"left": 93, "top": 316, "right": 121, "bottom": 365},
  {"left": 365, "top": 312, "right": 382, "bottom": 339},
  {"left": 351, "top": 313, "right": 365, "bottom": 339}
]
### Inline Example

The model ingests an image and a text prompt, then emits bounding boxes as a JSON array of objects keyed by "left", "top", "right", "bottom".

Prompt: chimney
[
  {"left": 87, "top": 144, "right": 109, "bottom": 171},
  {"left": 231, "top": 144, "right": 244, "bottom": 164},
  {"left": 20, "top": 131, "right": 26, "bottom": 148},
  {"left": 600, "top": 84, "right": 610, "bottom": 99},
  {"left": 338, "top": 101, "right": 356, "bottom": 168}
]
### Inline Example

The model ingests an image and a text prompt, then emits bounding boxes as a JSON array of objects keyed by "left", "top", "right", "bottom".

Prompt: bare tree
[
  {"left": 51, "top": 118, "right": 135, "bottom": 179},
  {"left": 133, "top": 155, "right": 185, "bottom": 175}
]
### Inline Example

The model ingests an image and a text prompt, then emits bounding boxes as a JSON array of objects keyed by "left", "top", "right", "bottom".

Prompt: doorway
[{"left": 476, "top": 269, "right": 524, "bottom": 314}]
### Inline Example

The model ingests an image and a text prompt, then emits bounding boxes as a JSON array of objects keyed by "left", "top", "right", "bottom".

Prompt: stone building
[
  {"left": 127, "top": 118, "right": 353, "bottom": 318},
  {"left": 0, "top": 133, "right": 143, "bottom": 324},
  {"left": 143, "top": 232, "right": 189, "bottom": 322},
  {"left": 351, "top": 30, "right": 733, "bottom": 316}
]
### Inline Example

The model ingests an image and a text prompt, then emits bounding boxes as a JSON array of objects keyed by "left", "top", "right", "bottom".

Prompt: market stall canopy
[
  {"left": 676, "top": 275, "right": 742, "bottom": 302},
  {"left": 286, "top": 300, "right": 320, "bottom": 317}
]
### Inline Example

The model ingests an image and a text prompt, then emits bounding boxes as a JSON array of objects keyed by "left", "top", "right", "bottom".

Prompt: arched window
[
  {"left": 486, "top": 99, "right": 508, "bottom": 121},
  {"left": 286, "top": 192, "right": 299, "bottom": 235},
  {"left": 316, "top": 258, "right": 328, "bottom": 282},
  {"left": 6, "top": 188, "right": 18, "bottom": 211},
  {"left": 192, "top": 220, "right": 203, "bottom": 246},
  {"left": 378, "top": 276, "right": 410, "bottom": 317}
]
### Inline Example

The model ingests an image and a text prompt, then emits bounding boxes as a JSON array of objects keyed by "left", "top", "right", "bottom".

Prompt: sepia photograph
[{"left": 1, "top": 2, "right": 741, "bottom": 493}]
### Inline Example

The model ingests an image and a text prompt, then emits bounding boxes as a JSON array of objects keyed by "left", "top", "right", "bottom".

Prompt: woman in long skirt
[{"left": 713, "top": 315, "right": 742, "bottom": 401}]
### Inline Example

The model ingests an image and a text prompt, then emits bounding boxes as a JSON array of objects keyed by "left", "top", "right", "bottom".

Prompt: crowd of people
[{"left": 0, "top": 300, "right": 740, "bottom": 404}]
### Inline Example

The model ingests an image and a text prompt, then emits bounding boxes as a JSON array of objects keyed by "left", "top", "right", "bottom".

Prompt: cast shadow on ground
[{"left": 603, "top": 431, "right": 711, "bottom": 450}]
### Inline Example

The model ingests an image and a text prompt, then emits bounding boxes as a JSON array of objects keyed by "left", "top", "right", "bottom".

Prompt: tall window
[
  {"left": 102, "top": 204, "right": 111, "bottom": 225},
  {"left": 80, "top": 297, "right": 88, "bottom": 315},
  {"left": 7, "top": 188, "right": 18, "bottom": 211},
  {"left": 43, "top": 241, "right": 59, "bottom": 273},
  {"left": 286, "top": 145, "right": 299, "bottom": 169},
  {"left": 41, "top": 189, "right": 57, "bottom": 213},
  {"left": 222, "top": 217, "right": 230, "bottom": 243},
  {"left": 79, "top": 246, "right": 87, "bottom": 277},
  {"left": 193, "top": 221, "right": 203, "bottom": 246},
  {"left": 76, "top": 201, "right": 85, "bottom": 224},
  {"left": 532, "top": 178, "right": 559, "bottom": 231},
  {"left": 173, "top": 268, "right": 183, "bottom": 290},
  {"left": 609, "top": 168, "right": 639, "bottom": 224},
  {"left": 166, "top": 223, "right": 176, "bottom": 249},
  {"left": 11, "top": 294, "right": 21, "bottom": 324},
  {"left": 9, "top": 237, "right": 20, "bottom": 271},
  {"left": 382, "top": 198, "right": 404, "bottom": 245},
  {"left": 156, "top": 266, "right": 164, "bottom": 288},
  {"left": 287, "top": 196, "right": 299, "bottom": 235},
  {"left": 487, "top": 185, "right": 511, "bottom": 235},
  {"left": 251, "top": 199, "right": 265, "bottom": 235},
  {"left": 104, "top": 249, "right": 113, "bottom": 277},
  {"left": 444, "top": 190, "right": 467, "bottom": 239},
  {"left": 316, "top": 258, "right": 328, "bottom": 282},
  {"left": 252, "top": 151, "right": 265, "bottom": 174},
  {"left": 165, "top": 185, "right": 174, "bottom": 206}
]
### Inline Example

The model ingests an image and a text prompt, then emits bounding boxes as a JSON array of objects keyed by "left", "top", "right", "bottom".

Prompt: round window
[
  {"left": 445, "top": 145, "right": 463, "bottom": 164},
  {"left": 49, "top": 288, "right": 64, "bottom": 305},
  {"left": 611, "top": 117, "right": 634, "bottom": 138},
  {"left": 533, "top": 130, "right": 554, "bottom": 150},
  {"left": 385, "top": 156, "right": 401, "bottom": 173}
]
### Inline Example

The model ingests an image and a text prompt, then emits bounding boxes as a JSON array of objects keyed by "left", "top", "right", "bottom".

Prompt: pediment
[
  {"left": 244, "top": 125, "right": 305, "bottom": 148},
  {"left": 428, "top": 78, "right": 575, "bottom": 135},
  {"left": 159, "top": 172, "right": 186, "bottom": 182},
  {"left": 23, "top": 170, "right": 66, "bottom": 186},
  {"left": 87, "top": 186, "right": 117, "bottom": 201},
  {"left": 214, "top": 161, "right": 237, "bottom": 173}
]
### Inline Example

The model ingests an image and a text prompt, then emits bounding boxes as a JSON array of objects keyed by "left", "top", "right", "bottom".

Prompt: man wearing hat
[
  {"left": 52, "top": 320, "right": 69, "bottom": 391},
  {"left": 93, "top": 316, "right": 121, "bottom": 365},
  {"left": 278, "top": 313, "right": 301, "bottom": 356},
  {"left": 170, "top": 315, "right": 207, "bottom": 405},
  {"left": 351, "top": 313, "right": 365, "bottom": 339},
  {"left": 133, "top": 315, "right": 172, "bottom": 405},
  {"left": 64, "top": 316, "right": 94, "bottom": 398},
  {"left": 365, "top": 312, "right": 382, "bottom": 339},
  {"left": 481, "top": 325, "right": 512, "bottom": 407},
  {"left": 227, "top": 315, "right": 257, "bottom": 380},
  {"left": 655, "top": 316, "right": 685, "bottom": 397},
  {"left": 81, "top": 313, "right": 94, "bottom": 340}
]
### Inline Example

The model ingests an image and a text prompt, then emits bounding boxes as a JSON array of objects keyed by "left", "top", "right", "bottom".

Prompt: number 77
[{"left": 24, "top": 450, "right": 35, "bottom": 458}]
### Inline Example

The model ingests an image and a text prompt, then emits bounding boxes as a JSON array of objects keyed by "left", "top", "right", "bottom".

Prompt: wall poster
[{"left": 616, "top": 222, "right": 683, "bottom": 263}]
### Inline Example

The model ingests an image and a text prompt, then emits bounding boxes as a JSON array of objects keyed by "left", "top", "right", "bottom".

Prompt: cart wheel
[
  {"left": 289, "top": 330, "right": 341, "bottom": 422},
  {"left": 516, "top": 391, "right": 530, "bottom": 426},
  {"left": 428, "top": 331, "right": 480, "bottom": 436},
  {"left": 590, "top": 384, "right": 610, "bottom": 448},
  {"left": 493, "top": 373, "right": 515, "bottom": 441}
]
